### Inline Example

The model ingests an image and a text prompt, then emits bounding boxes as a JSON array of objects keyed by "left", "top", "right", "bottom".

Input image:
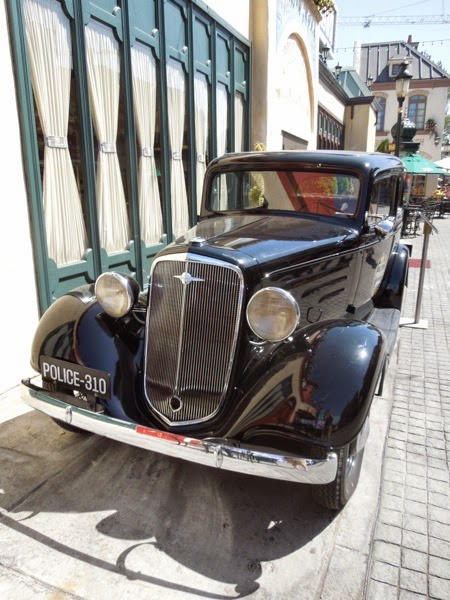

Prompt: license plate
[{"left": 40, "top": 356, "right": 110, "bottom": 401}]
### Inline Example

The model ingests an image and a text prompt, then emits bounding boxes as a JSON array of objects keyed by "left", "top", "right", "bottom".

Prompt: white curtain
[
  {"left": 216, "top": 83, "right": 228, "bottom": 209},
  {"left": 234, "top": 93, "right": 244, "bottom": 152},
  {"left": 216, "top": 83, "right": 228, "bottom": 156},
  {"left": 194, "top": 73, "right": 208, "bottom": 215},
  {"left": 166, "top": 60, "right": 189, "bottom": 238},
  {"left": 131, "top": 42, "right": 163, "bottom": 245},
  {"left": 85, "top": 20, "right": 130, "bottom": 253},
  {"left": 23, "top": 0, "right": 87, "bottom": 265}
]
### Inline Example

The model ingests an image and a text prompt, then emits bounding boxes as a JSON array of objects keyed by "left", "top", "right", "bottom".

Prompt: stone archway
[{"left": 276, "top": 34, "right": 314, "bottom": 146}]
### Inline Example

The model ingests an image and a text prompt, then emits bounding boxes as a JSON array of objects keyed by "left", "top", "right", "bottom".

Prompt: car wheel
[{"left": 312, "top": 442, "right": 365, "bottom": 510}]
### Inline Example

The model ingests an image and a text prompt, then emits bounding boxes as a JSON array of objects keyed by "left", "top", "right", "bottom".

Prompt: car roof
[{"left": 208, "top": 150, "right": 405, "bottom": 178}]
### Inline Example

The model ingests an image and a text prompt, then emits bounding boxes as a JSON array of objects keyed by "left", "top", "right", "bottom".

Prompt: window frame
[
  {"left": 7, "top": 0, "right": 251, "bottom": 312},
  {"left": 208, "top": 169, "right": 361, "bottom": 219},
  {"left": 407, "top": 94, "right": 427, "bottom": 130},
  {"left": 375, "top": 97, "right": 386, "bottom": 132},
  {"left": 367, "top": 174, "right": 399, "bottom": 224},
  {"left": 317, "top": 106, "right": 344, "bottom": 150}
]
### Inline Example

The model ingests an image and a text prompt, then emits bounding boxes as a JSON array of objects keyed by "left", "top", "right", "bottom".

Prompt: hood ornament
[
  {"left": 174, "top": 272, "right": 204, "bottom": 286},
  {"left": 191, "top": 236, "right": 206, "bottom": 245}
]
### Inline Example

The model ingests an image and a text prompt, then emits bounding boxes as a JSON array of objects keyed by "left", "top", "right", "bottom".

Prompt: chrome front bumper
[{"left": 21, "top": 379, "right": 337, "bottom": 485}]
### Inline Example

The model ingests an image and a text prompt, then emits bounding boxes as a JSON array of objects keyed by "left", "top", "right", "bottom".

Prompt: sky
[{"left": 332, "top": 0, "right": 450, "bottom": 74}]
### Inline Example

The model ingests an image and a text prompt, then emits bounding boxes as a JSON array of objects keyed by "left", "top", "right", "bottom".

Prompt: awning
[{"left": 402, "top": 154, "right": 447, "bottom": 175}]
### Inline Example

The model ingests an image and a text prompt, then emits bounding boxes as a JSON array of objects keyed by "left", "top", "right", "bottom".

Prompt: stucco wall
[
  {"left": 344, "top": 104, "right": 377, "bottom": 152},
  {"left": 374, "top": 84, "right": 448, "bottom": 161},
  {"left": 366, "top": 105, "right": 377, "bottom": 151},
  {"left": 252, "top": 0, "right": 320, "bottom": 150},
  {"left": 0, "top": 0, "right": 39, "bottom": 393},
  {"left": 409, "top": 86, "right": 448, "bottom": 161},
  {"left": 249, "top": 0, "right": 269, "bottom": 148}
]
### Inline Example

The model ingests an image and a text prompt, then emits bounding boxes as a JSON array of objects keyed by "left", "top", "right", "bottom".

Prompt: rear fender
[
  {"left": 229, "top": 319, "right": 386, "bottom": 448},
  {"left": 374, "top": 243, "right": 410, "bottom": 310}
]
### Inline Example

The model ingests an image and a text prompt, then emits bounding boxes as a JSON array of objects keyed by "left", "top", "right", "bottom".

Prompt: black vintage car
[{"left": 21, "top": 151, "right": 409, "bottom": 510}]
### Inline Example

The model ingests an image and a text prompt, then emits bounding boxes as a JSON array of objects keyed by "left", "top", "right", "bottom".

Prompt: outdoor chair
[
  {"left": 402, "top": 206, "right": 420, "bottom": 237},
  {"left": 422, "top": 199, "right": 439, "bottom": 221}
]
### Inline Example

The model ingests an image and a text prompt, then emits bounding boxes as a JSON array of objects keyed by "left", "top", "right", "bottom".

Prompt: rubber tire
[{"left": 312, "top": 443, "right": 365, "bottom": 510}]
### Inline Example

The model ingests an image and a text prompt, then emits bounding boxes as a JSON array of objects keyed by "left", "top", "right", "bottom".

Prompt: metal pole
[
  {"left": 395, "top": 98, "right": 404, "bottom": 157},
  {"left": 401, "top": 215, "right": 438, "bottom": 329},
  {"left": 413, "top": 221, "right": 431, "bottom": 323}
]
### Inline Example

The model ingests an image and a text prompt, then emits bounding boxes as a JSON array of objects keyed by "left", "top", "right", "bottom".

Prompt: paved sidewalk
[{"left": 365, "top": 214, "right": 450, "bottom": 599}]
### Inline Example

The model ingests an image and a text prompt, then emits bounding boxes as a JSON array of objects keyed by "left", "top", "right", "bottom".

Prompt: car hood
[{"left": 175, "top": 214, "right": 359, "bottom": 270}]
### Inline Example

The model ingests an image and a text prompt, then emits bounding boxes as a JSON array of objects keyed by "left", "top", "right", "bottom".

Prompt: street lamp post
[{"left": 394, "top": 60, "right": 413, "bottom": 157}]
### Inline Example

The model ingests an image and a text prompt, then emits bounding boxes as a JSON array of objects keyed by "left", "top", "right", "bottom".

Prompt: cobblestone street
[{"left": 366, "top": 213, "right": 450, "bottom": 599}]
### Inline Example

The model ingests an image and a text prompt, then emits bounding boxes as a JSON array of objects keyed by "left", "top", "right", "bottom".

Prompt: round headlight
[
  {"left": 247, "top": 287, "right": 300, "bottom": 342},
  {"left": 95, "top": 272, "right": 140, "bottom": 318}
]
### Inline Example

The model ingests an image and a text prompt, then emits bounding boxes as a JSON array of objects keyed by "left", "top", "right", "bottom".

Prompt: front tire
[{"left": 312, "top": 442, "right": 365, "bottom": 510}]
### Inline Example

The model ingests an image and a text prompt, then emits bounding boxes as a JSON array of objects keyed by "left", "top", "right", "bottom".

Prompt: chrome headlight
[
  {"left": 95, "top": 272, "right": 140, "bottom": 318},
  {"left": 246, "top": 287, "right": 300, "bottom": 342}
]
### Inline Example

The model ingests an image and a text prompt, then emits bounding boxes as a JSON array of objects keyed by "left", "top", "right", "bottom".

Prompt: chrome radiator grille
[{"left": 144, "top": 255, "right": 244, "bottom": 425}]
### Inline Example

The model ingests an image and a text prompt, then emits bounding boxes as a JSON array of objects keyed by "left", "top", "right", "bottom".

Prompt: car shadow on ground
[{"left": 0, "top": 411, "right": 337, "bottom": 598}]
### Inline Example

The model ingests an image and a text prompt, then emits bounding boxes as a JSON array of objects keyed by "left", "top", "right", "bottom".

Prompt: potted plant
[
  {"left": 425, "top": 118, "right": 437, "bottom": 137},
  {"left": 376, "top": 138, "right": 391, "bottom": 154},
  {"left": 314, "top": 0, "right": 336, "bottom": 14}
]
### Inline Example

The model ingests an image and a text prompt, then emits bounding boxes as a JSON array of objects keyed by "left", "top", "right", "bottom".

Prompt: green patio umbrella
[{"left": 402, "top": 154, "right": 447, "bottom": 175}]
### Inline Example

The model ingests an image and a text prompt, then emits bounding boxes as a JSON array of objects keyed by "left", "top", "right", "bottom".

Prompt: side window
[
  {"left": 368, "top": 176, "right": 396, "bottom": 222},
  {"left": 376, "top": 98, "right": 386, "bottom": 132},
  {"left": 408, "top": 95, "right": 427, "bottom": 130}
]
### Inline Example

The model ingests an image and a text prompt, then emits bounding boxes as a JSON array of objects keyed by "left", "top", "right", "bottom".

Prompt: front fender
[
  {"left": 31, "top": 285, "right": 96, "bottom": 370},
  {"left": 30, "top": 285, "right": 146, "bottom": 423},
  {"left": 228, "top": 319, "right": 386, "bottom": 448},
  {"left": 74, "top": 302, "right": 145, "bottom": 421}
]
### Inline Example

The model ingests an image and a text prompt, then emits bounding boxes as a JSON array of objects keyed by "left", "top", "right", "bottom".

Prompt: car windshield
[{"left": 209, "top": 170, "right": 361, "bottom": 218}]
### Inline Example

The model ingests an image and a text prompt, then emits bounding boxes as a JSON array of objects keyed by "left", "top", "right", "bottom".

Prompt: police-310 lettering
[{"left": 42, "top": 361, "right": 107, "bottom": 396}]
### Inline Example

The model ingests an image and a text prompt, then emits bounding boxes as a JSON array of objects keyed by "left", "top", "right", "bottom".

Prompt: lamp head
[
  {"left": 395, "top": 60, "right": 412, "bottom": 100},
  {"left": 321, "top": 45, "right": 330, "bottom": 62}
]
